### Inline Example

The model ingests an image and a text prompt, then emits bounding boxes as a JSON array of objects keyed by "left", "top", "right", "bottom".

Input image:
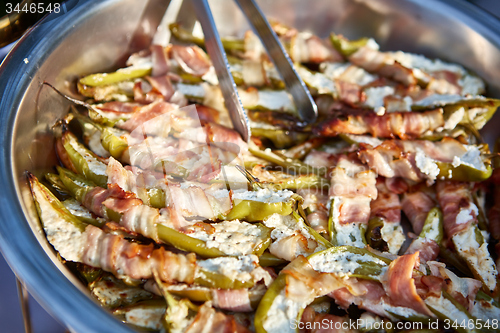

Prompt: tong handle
[
  {"left": 192, "top": 0, "right": 251, "bottom": 142},
  {"left": 235, "top": 0, "right": 318, "bottom": 124}
]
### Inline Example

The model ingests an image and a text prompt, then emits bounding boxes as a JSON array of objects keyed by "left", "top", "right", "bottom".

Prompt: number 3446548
[{"left": 6, "top": 2, "right": 61, "bottom": 14}]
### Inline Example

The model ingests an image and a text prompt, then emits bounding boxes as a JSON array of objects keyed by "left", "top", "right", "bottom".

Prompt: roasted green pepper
[
  {"left": 80, "top": 67, "right": 152, "bottom": 87},
  {"left": 62, "top": 131, "right": 108, "bottom": 188},
  {"left": 156, "top": 223, "right": 271, "bottom": 258},
  {"left": 330, "top": 33, "right": 371, "bottom": 57}
]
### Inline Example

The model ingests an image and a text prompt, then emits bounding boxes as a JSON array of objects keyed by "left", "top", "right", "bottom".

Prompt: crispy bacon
[
  {"left": 330, "top": 155, "right": 377, "bottom": 225},
  {"left": 82, "top": 225, "right": 196, "bottom": 283},
  {"left": 349, "top": 46, "right": 417, "bottom": 86},
  {"left": 195, "top": 104, "right": 220, "bottom": 123},
  {"left": 436, "top": 181, "right": 477, "bottom": 238},
  {"left": 120, "top": 205, "right": 161, "bottom": 242},
  {"left": 98, "top": 101, "right": 141, "bottom": 113},
  {"left": 385, "top": 177, "right": 408, "bottom": 194},
  {"left": 169, "top": 45, "right": 211, "bottom": 77},
  {"left": 405, "top": 238, "right": 440, "bottom": 262},
  {"left": 212, "top": 289, "right": 253, "bottom": 312},
  {"left": 291, "top": 34, "right": 343, "bottom": 64},
  {"left": 145, "top": 75, "right": 175, "bottom": 101},
  {"left": 384, "top": 252, "right": 434, "bottom": 316},
  {"left": 133, "top": 81, "right": 164, "bottom": 104},
  {"left": 401, "top": 192, "right": 435, "bottom": 234},
  {"left": 335, "top": 80, "right": 364, "bottom": 106},
  {"left": 119, "top": 101, "right": 176, "bottom": 134},
  {"left": 185, "top": 302, "right": 251, "bottom": 333},
  {"left": 329, "top": 279, "right": 389, "bottom": 318},
  {"left": 150, "top": 44, "right": 169, "bottom": 77},
  {"left": 370, "top": 177, "right": 401, "bottom": 223},
  {"left": 82, "top": 184, "right": 138, "bottom": 217},
  {"left": 358, "top": 138, "right": 467, "bottom": 182},
  {"left": 314, "top": 109, "right": 444, "bottom": 139},
  {"left": 169, "top": 184, "right": 216, "bottom": 219},
  {"left": 329, "top": 155, "right": 377, "bottom": 199},
  {"left": 300, "top": 307, "right": 351, "bottom": 333}
]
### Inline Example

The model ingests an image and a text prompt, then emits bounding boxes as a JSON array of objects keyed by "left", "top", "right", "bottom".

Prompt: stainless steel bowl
[{"left": 0, "top": 0, "right": 499, "bottom": 331}]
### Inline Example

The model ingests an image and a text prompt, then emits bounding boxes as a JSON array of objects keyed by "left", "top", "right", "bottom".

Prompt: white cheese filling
[
  {"left": 262, "top": 289, "right": 307, "bottom": 333},
  {"left": 308, "top": 249, "right": 386, "bottom": 277},
  {"left": 424, "top": 295, "right": 469, "bottom": 322},
  {"left": 196, "top": 255, "right": 272, "bottom": 285},
  {"left": 452, "top": 145, "right": 486, "bottom": 171},
  {"left": 380, "top": 222, "right": 405, "bottom": 254},
  {"left": 232, "top": 188, "right": 294, "bottom": 203},
  {"left": 452, "top": 227, "right": 497, "bottom": 292},
  {"left": 330, "top": 196, "right": 369, "bottom": 248},
  {"left": 415, "top": 148, "right": 440, "bottom": 184},
  {"left": 187, "top": 220, "right": 265, "bottom": 256}
]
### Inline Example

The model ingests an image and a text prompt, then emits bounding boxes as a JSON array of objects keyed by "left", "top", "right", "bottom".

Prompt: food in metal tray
[{"left": 29, "top": 21, "right": 500, "bottom": 332}]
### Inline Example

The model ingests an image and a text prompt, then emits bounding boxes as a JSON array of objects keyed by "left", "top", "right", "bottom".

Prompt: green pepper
[
  {"left": 75, "top": 263, "right": 103, "bottom": 285},
  {"left": 28, "top": 172, "right": 87, "bottom": 232},
  {"left": 249, "top": 145, "right": 327, "bottom": 177},
  {"left": 156, "top": 223, "right": 271, "bottom": 258},
  {"left": 259, "top": 252, "right": 288, "bottom": 267},
  {"left": 251, "top": 127, "right": 309, "bottom": 149},
  {"left": 365, "top": 217, "right": 389, "bottom": 252},
  {"left": 451, "top": 224, "right": 498, "bottom": 295},
  {"left": 295, "top": 64, "right": 337, "bottom": 97},
  {"left": 328, "top": 198, "right": 367, "bottom": 247},
  {"left": 44, "top": 172, "right": 71, "bottom": 198},
  {"left": 254, "top": 274, "right": 288, "bottom": 333},
  {"left": 425, "top": 291, "right": 476, "bottom": 333},
  {"left": 438, "top": 245, "right": 473, "bottom": 277},
  {"left": 194, "top": 268, "right": 255, "bottom": 290},
  {"left": 79, "top": 67, "right": 152, "bottom": 87},
  {"left": 419, "top": 207, "right": 444, "bottom": 243},
  {"left": 62, "top": 131, "right": 108, "bottom": 188},
  {"left": 436, "top": 161, "right": 492, "bottom": 182},
  {"left": 413, "top": 98, "right": 500, "bottom": 131},
  {"left": 89, "top": 274, "right": 155, "bottom": 309},
  {"left": 224, "top": 197, "right": 295, "bottom": 222},
  {"left": 169, "top": 23, "right": 245, "bottom": 53},
  {"left": 307, "top": 246, "right": 391, "bottom": 280},
  {"left": 112, "top": 299, "right": 166, "bottom": 331},
  {"left": 330, "top": 33, "right": 371, "bottom": 57}
]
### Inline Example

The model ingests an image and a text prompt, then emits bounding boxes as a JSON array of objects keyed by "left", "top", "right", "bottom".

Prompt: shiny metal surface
[
  {"left": 193, "top": 0, "right": 251, "bottom": 141},
  {"left": 0, "top": 0, "right": 499, "bottom": 332},
  {"left": 235, "top": 0, "right": 318, "bottom": 124}
]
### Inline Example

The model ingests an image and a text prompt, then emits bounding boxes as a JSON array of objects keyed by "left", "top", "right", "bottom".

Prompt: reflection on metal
[{"left": 16, "top": 278, "right": 32, "bottom": 333}]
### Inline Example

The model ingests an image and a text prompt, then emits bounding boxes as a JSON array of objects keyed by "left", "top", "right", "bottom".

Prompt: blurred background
[{"left": 0, "top": 0, "right": 499, "bottom": 332}]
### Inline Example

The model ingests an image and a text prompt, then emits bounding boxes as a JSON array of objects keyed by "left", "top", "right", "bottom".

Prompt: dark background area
[{"left": 0, "top": 0, "right": 498, "bottom": 332}]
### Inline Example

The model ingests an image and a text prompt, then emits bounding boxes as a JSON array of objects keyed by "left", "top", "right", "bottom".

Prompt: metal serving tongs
[{"left": 155, "top": 0, "right": 318, "bottom": 142}]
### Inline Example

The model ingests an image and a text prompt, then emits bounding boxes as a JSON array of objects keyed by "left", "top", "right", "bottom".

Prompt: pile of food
[{"left": 29, "top": 20, "right": 500, "bottom": 332}]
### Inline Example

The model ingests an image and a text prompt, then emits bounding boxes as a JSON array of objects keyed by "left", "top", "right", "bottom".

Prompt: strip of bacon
[
  {"left": 436, "top": 181, "right": 477, "bottom": 238},
  {"left": 405, "top": 238, "right": 440, "bottom": 262},
  {"left": 358, "top": 138, "right": 467, "bottom": 182},
  {"left": 371, "top": 177, "right": 401, "bottom": 224},
  {"left": 169, "top": 45, "right": 211, "bottom": 77},
  {"left": 401, "top": 192, "right": 435, "bottom": 234},
  {"left": 314, "top": 109, "right": 443, "bottom": 139},
  {"left": 383, "top": 252, "right": 434, "bottom": 316},
  {"left": 212, "top": 289, "right": 253, "bottom": 312},
  {"left": 349, "top": 46, "right": 417, "bottom": 86},
  {"left": 329, "top": 155, "right": 377, "bottom": 228},
  {"left": 82, "top": 225, "right": 197, "bottom": 283},
  {"left": 150, "top": 44, "right": 169, "bottom": 77},
  {"left": 184, "top": 302, "right": 251, "bottom": 333}
]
